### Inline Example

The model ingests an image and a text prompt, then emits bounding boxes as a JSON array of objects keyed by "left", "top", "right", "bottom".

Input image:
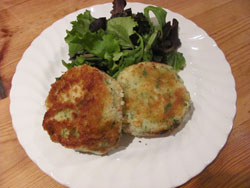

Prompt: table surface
[{"left": 0, "top": 0, "right": 250, "bottom": 187}]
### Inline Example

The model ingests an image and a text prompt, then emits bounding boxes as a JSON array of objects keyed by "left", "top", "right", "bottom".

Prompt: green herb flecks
[
  {"left": 61, "top": 128, "right": 70, "bottom": 138},
  {"left": 142, "top": 69, "right": 148, "bottom": 76},
  {"left": 101, "top": 141, "right": 109, "bottom": 148},
  {"left": 184, "top": 101, "right": 189, "bottom": 106},
  {"left": 156, "top": 77, "right": 161, "bottom": 88},
  {"left": 164, "top": 103, "right": 172, "bottom": 113},
  {"left": 71, "top": 127, "right": 80, "bottom": 138},
  {"left": 172, "top": 119, "right": 180, "bottom": 128},
  {"left": 169, "top": 91, "right": 173, "bottom": 97},
  {"left": 111, "top": 121, "right": 116, "bottom": 127}
]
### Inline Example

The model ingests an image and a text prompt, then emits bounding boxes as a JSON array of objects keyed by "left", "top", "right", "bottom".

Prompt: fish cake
[
  {"left": 117, "top": 62, "right": 192, "bottom": 137},
  {"left": 43, "top": 65, "right": 123, "bottom": 155}
]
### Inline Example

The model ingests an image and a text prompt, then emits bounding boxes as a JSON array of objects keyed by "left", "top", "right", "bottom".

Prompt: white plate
[{"left": 10, "top": 2, "right": 237, "bottom": 188}]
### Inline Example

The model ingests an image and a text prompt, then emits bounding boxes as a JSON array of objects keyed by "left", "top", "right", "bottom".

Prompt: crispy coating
[
  {"left": 43, "top": 65, "right": 123, "bottom": 155},
  {"left": 117, "top": 62, "right": 192, "bottom": 137}
]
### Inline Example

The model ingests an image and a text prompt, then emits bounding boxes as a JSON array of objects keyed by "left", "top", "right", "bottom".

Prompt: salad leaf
[
  {"left": 118, "top": 34, "right": 144, "bottom": 73},
  {"left": 65, "top": 10, "right": 94, "bottom": 44},
  {"left": 110, "top": 0, "right": 127, "bottom": 16},
  {"left": 68, "top": 43, "right": 84, "bottom": 58},
  {"left": 79, "top": 32, "right": 121, "bottom": 61},
  {"left": 144, "top": 6, "right": 167, "bottom": 36},
  {"left": 165, "top": 51, "right": 186, "bottom": 71},
  {"left": 133, "top": 13, "right": 151, "bottom": 35},
  {"left": 64, "top": 10, "right": 95, "bottom": 59},
  {"left": 144, "top": 6, "right": 166, "bottom": 27},
  {"left": 143, "top": 30, "right": 158, "bottom": 61},
  {"left": 152, "top": 18, "right": 181, "bottom": 56},
  {"left": 62, "top": 0, "right": 186, "bottom": 78},
  {"left": 106, "top": 17, "right": 138, "bottom": 49},
  {"left": 89, "top": 17, "right": 107, "bottom": 32}
]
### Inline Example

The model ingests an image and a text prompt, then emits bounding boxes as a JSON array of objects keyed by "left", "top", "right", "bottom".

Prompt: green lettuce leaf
[
  {"left": 65, "top": 10, "right": 94, "bottom": 43},
  {"left": 113, "top": 34, "right": 144, "bottom": 78},
  {"left": 64, "top": 10, "right": 95, "bottom": 58},
  {"left": 143, "top": 30, "right": 158, "bottom": 61},
  {"left": 165, "top": 51, "right": 186, "bottom": 71},
  {"left": 144, "top": 6, "right": 167, "bottom": 36},
  {"left": 79, "top": 32, "right": 121, "bottom": 61},
  {"left": 107, "top": 17, "right": 138, "bottom": 49}
]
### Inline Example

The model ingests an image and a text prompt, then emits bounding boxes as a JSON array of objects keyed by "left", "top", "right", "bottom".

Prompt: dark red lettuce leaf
[
  {"left": 152, "top": 18, "right": 181, "bottom": 57},
  {"left": 133, "top": 13, "right": 151, "bottom": 35},
  {"left": 89, "top": 17, "right": 107, "bottom": 32},
  {"left": 110, "top": 0, "right": 127, "bottom": 17}
]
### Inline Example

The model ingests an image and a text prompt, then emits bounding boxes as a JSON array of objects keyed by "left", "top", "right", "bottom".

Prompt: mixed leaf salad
[{"left": 62, "top": 0, "right": 185, "bottom": 78}]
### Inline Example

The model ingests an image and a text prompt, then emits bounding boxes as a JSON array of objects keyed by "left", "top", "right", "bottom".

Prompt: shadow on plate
[{"left": 107, "top": 134, "right": 135, "bottom": 155}]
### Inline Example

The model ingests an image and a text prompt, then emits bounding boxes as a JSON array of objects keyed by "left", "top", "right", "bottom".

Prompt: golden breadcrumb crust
[
  {"left": 117, "top": 62, "right": 192, "bottom": 136},
  {"left": 43, "top": 65, "right": 123, "bottom": 154}
]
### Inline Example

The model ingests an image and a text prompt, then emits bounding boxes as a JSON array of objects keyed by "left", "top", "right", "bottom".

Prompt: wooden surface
[{"left": 0, "top": 0, "right": 250, "bottom": 187}]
